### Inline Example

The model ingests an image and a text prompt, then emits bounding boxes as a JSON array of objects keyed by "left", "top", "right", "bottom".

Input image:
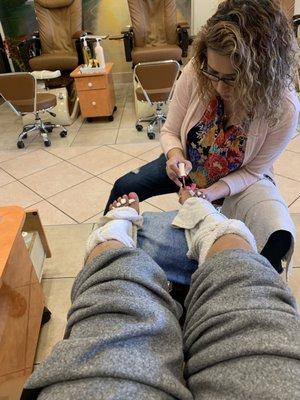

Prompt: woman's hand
[{"left": 166, "top": 148, "right": 192, "bottom": 187}]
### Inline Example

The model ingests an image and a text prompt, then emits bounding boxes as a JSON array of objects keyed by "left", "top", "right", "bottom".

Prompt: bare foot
[
  {"left": 179, "top": 186, "right": 207, "bottom": 205},
  {"left": 179, "top": 187, "right": 194, "bottom": 205},
  {"left": 109, "top": 192, "right": 140, "bottom": 214}
]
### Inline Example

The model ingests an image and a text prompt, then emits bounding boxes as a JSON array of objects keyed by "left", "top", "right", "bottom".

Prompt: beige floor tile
[
  {"left": 140, "top": 201, "right": 163, "bottom": 213},
  {"left": 72, "top": 128, "right": 118, "bottom": 146},
  {"left": 275, "top": 175, "right": 300, "bottom": 207},
  {"left": 147, "top": 193, "right": 180, "bottom": 212},
  {"left": 43, "top": 224, "right": 93, "bottom": 278},
  {"left": 83, "top": 212, "right": 103, "bottom": 223},
  {"left": 99, "top": 158, "right": 146, "bottom": 184},
  {"left": 0, "top": 181, "right": 42, "bottom": 208},
  {"left": 0, "top": 149, "right": 61, "bottom": 179},
  {"left": 68, "top": 146, "right": 132, "bottom": 175},
  {"left": 116, "top": 127, "right": 156, "bottom": 144},
  {"left": 138, "top": 146, "right": 163, "bottom": 162},
  {"left": 289, "top": 197, "right": 300, "bottom": 213},
  {"left": 48, "top": 177, "right": 112, "bottom": 222},
  {"left": 108, "top": 142, "right": 159, "bottom": 157},
  {"left": 45, "top": 146, "right": 98, "bottom": 160},
  {"left": 291, "top": 214, "right": 300, "bottom": 268},
  {"left": 288, "top": 268, "right": 300, "bottom": 309},
  {"left": 286, "top": 134, "right": 300, "bottom": 153},
  {"left": 274, "top": 150, "right": 300, "bottom": 182},
  {"left": 0, "top": 168, "right": 15, "bottom": 187},
  {"left": 0, "top": 148, "right": 38, "bottom": 163},
  {"left": 35, "top": 277, "right": 74, "bottom": 363},
  {"left": 26, "top": 200, "right": 76, "bottom": 225},
  {"left": 21, "top": 161, "right": 93, "bottom": 198}
]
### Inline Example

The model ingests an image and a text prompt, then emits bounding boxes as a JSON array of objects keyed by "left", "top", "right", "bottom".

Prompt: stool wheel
[
  {"left": 136, "top": 124, "right": 143, "bottom": 132},
  {"left": 113, "top": 106, "right": 117, "bottom": 112},
  {"left": 17, "top": 141, "right": 25, "bottom": 149},
  {"left": 44, "top": 139, "right": 51, "bottom": 147},
  {"left": 148, "top": 132, "right": 155, "bottom": 140},
  {"left": 108, "top": 115, "right": 114, "bottom": 122},
  {"left": 60, "top": 131, "right": 67, "bottom": 138}
]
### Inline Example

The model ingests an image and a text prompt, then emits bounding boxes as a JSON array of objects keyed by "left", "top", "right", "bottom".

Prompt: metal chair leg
[{"left": 18, "top": 126, "right": 36, "bottom": 141}]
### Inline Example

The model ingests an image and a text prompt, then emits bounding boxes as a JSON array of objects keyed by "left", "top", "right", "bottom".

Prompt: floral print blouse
[{"left": 187, "top": 96, "right": 248, "bottom": 188}]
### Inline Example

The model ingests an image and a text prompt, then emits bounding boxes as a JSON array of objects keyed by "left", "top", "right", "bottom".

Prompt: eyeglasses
[{"left": 200, "top": 67, "right": 236, "bottom": 86}]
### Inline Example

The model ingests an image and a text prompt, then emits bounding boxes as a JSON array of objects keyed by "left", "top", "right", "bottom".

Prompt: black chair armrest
[
  {"left": 177, "top": 24, "right": 190, "bottom": 58},
  {"left": 110, "top": 27, "right": 134, "bottom": 63},
  {"left": 121, "top": 25, "right": 133, "bottom": 34},
  {"left": 17, "top": 33, "right": 41, "bottom": 70},
  {"left": 72, "top": 30, "right": 92, "bottom": 39}
]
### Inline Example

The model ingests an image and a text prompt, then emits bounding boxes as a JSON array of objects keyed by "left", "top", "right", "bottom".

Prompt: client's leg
[
  {"left": 23, "top": 195, "right": 192, "bottom": 400},
  {"left": 176, "top": 190, "right": 300, "bottom": 400}
]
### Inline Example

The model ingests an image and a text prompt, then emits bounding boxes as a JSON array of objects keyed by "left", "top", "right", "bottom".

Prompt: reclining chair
[
  {"left": 20, "top": 0, "right": 84, "bottom": 72},
  {"left": 134, "top": 60, "right": 180, "bottom": 139},
  {"left": 17, "top": 0, "right": 89, "bottom": 126},
  {"left": 122, "top": 0, "right": 190, "bottom": 66},
  {"left": 0, "top": 73, "right": 67, "bottom": 149}
]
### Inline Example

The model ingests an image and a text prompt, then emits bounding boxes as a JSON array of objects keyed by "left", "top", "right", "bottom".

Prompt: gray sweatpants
[{"left": 24, "top": 248, "right": 300, "bottom": 399}]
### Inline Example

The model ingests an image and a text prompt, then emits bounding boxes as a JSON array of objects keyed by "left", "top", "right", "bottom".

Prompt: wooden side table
[
  {"left": 70, "top": 63, "right": 117, "bottom": 121},
  {"left": 0, "top": 207, "right": 51, "bottom": 400}
]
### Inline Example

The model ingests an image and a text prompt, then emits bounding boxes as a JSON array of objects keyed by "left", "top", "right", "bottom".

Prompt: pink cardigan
[{"left": 160, "top": 60, "right": 300, "bottom": 196}]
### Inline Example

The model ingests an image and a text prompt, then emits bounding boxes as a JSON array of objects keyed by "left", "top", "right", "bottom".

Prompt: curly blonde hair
[{"left": 193, "top": 0, "right": 296, "bottom": 123}]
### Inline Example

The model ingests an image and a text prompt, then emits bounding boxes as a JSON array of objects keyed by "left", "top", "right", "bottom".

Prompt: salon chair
[
  {"left": 17, "top": 0, "right": 90, "bottom": 125},
  {"left": 0, "top": 73, "right": 67, "bottom": 148},
  {"left": 121, "top": 0, "right": 190, "bottom": 66},
  {"left": 134, "top": 60, "right": 180, "bottom": 139},
  {"left": 18, "top": 0, "right": 84, "bottom": 72}
]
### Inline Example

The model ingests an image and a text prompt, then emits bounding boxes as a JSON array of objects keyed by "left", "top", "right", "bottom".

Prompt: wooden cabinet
[
  {"left": 70, "top": 63, "right": 116, "bottom": 119},
  {"left": 0, "top": 207, "right": 51, "bottom": 400}
]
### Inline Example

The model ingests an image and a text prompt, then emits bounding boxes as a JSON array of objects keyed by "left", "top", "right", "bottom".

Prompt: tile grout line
[
  {"left": 19, "top": 175, "right": 101, "bottom": 205},
  {"left": 106, "top": 143, "right": 160, "bottom": 158},
  {"left": 289, "top": 194, "right": 300, "bottom": 209},
  {"left": 1, "top": 155, "right": 64, "bottom": 180},
  {"left": 25, "top": 198, "right": 79, "bottom": 224},
  {"left": 0, "top": 147, "right": 40, "bottom": 164}
]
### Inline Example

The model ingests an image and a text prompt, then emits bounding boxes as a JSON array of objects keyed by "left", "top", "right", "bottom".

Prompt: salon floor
[{"left": 0, "top": 82, "right": 300, "bottom": 367}]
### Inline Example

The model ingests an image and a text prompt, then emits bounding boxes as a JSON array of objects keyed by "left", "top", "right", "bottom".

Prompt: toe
[
  {"left": 122, "top": 194, "right": 128, "bottom": 205},
  {"left": 128, "top": 192, "right": 139, "bottom": 202},
  {"left": 128, "top": 192, "right": 140, "bottom": 213},
  {"left": 109, "top": 200, "right": 117, "bottom": 210}
]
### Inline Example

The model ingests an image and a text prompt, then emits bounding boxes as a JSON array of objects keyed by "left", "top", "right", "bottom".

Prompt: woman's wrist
[
  {"left": 167, "top": 148, "right": 184, "bottom": 160},
  {"left": 203, "top": 181, "right": 230, "bottom": 202}
]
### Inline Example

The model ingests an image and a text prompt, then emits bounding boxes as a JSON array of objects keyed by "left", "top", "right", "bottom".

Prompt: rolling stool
[{"left": 0, "top": 72, "right": 67, "bottom": 149}]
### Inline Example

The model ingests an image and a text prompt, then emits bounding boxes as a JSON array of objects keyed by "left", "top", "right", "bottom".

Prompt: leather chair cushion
[
  {"left": 13, "top": 93, "right": 56, "bottom": 113},
  {"left": 132, "top": 45, "right": 182, "bottom": 64},
  {"left": 29, "top": 53, "right": 78, "bottom": 72},
  {"left": 135, "top": 86, "right": 170, "bottom": 102}
]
